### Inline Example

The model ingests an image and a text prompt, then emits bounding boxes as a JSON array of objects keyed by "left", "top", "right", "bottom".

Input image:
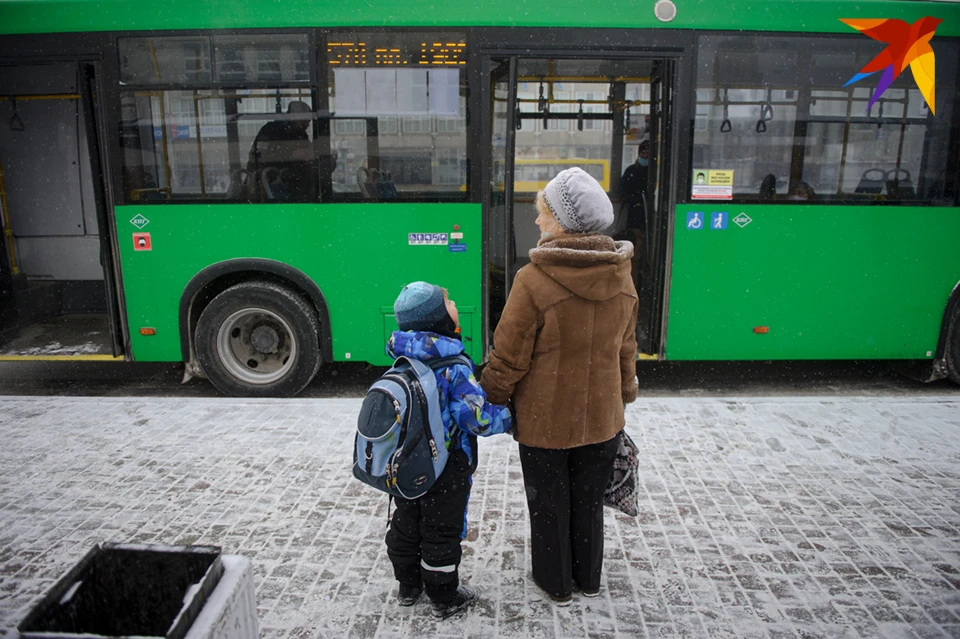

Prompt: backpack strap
[
  {"left": 400, "top": 357, "right": 444, "bottom": 464},
  {"left": 427, "top": 354, "right": 473, "bottom": 373}
]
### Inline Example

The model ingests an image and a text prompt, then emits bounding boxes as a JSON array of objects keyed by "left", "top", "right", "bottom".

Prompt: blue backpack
[{"left": 353, "top": 354, "right": 472, "bottom": 499}]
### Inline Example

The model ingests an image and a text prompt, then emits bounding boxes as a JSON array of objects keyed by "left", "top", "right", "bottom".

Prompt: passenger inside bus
[
  {"left": 787, "top": 181, "right": 816, "bottom": 201},
  {"left": 759, "top": 173, "right": 777, "bottom": 201},
  {"left": 617, "top": 139, "right": 650, "bottom": 289},
  {"left": 246, "top": 100, "right": 315, "bottom": 202},
  {"left": 619, "top": 140, "right": 649, "bottom": 231}
]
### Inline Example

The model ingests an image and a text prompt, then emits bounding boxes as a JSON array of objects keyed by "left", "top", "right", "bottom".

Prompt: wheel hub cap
[{"left": 250, "top": 325, "right": 281, "bottom": 354}]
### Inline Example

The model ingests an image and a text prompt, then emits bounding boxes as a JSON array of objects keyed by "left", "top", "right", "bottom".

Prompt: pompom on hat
[{"left": 542, "top": 167, "right": 614, "bottom": 233}]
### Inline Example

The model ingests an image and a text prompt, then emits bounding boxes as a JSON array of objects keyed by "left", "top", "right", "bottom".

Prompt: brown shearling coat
[{"left": 480, "top": 233, "right": 639, "bottom": 449}]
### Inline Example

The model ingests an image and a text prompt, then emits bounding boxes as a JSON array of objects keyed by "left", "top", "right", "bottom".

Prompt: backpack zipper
[
  {"left": 404, "top": 369, "right": 440, "bottom": 463},
  {"left": 380, "top": 373, "right": 412, "bottom": 490}
]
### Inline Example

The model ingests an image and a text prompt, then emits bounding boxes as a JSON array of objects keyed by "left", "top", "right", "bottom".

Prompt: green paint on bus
[
  {"left": 668, "top": 204, "right": 960, "bottom": 360},
  {"left": 116, "top": 203, "right": 482, "bottom": 365},
  {"left": 1, "top": 0, "right": 958, "bottom": 36}
]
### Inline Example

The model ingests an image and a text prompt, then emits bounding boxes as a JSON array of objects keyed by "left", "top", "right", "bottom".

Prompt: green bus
[{"left": 0, "top": 0, "right": 958, "bottom": 396}]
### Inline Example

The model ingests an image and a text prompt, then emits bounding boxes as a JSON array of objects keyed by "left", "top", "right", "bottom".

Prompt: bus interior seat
[
  {"left": 885, "top": 168, "right": 915, "bottom": 200},
  {"left": 226, "top": 169, "right": 252, "bottom": 200},
  {"left": 854, "top": 168, "right": 886, "bottom": 194},
  {"left": 376, "top": 171, "right": 397, "bottom": 199},
  {"left": 261, "top": 167, "right": 289, "bottom": 200}
]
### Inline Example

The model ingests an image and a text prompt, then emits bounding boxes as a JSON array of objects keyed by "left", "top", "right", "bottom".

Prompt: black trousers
[
  {"left": 385, "top": 450, "right": 472, "bottom": 603},
  {"left": 519, "top": 434, "right": 620, "bottom": 598}
]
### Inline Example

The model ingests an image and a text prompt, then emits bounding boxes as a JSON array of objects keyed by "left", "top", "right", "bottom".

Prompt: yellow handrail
[
  {"left": 0, "top": 153, "right": 20, "bottom": 275},
  {"left": 0, "top": 94, "right": 81, "bottom": 101}
]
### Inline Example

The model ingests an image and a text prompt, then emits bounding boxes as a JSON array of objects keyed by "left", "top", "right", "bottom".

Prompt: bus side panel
[
  {"left": 666, "top": 204, "right": 960, "bottom": 361},
  {"left": 114, "top": 203, "right": 482, "bottom": 366},
  {"left": 3, "top": 0, "right": 960, "bottom": 37}
]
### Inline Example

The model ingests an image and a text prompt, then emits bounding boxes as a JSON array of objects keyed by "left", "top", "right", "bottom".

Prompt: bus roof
[{"left": 0, "top": 0, "right": 958, "bottom": 37}]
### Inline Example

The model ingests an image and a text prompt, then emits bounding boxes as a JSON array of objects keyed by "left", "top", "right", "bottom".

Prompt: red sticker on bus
[{"left": 133, "top": 233, "right": 152, "bottom": 251}]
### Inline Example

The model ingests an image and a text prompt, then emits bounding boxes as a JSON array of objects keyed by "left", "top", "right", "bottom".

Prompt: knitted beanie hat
[
  {"left": 394, "top": 281, "right": 448, "bottom": 332},
  {"left": 543, "top": 167, "right": 614, "bottom": 233}
]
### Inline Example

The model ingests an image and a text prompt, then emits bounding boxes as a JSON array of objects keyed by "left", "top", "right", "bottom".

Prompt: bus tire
[
  {"left": 947, "top": 304, "right": 960, "bottom": 385},
  {"left": 195, "top": 281, "right": 321, "bottom": 397}
]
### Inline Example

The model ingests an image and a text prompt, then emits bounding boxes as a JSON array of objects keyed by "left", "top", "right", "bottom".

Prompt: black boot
[
  {"left": 397, "top": 583, "right": 422, "bottom": 607},
  {"left": 430, "top": 585, "right": 480, "bottom": 619}
]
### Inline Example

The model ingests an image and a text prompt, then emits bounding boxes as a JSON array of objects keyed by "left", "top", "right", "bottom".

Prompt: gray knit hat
[
  {"left": 543, "top": 167, "right": 614, "bottom": 233},
  {"left": 394, "top": 281, "right": 447, "bottom": 331}
]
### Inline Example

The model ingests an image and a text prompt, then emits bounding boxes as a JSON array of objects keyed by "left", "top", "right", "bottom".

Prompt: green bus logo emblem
[
  {"left": 130, "top": 214, "right": 150, "bottom": 229},
  {"left": 733, "top": 213, "right": 752, "bottom": 228}
]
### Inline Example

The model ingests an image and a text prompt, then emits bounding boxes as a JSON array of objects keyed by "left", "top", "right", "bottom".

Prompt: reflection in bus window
[
  {"left": 693, "top": 34, "right": 959, "bottom": 204},
  {"left": 117, "top": 34, "right": 321, "bottom": 204},
  {"left": 326, "top": 31, "right": 468, "bottom": 200},
  {"left": 119, "top": 88, "right": 316, "bottom": 202}
]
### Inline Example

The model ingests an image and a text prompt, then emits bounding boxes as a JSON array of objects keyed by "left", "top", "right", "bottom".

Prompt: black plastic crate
[{"left": 18, "top": 543, "right": 223, "bottom": 639}]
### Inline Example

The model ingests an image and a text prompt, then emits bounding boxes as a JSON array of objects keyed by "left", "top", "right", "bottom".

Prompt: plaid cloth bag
[{"left": 603, "top": 430, "right": 640, "bottom": 516}]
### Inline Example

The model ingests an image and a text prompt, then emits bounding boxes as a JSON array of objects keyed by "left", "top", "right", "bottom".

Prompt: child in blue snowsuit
[{"left": 386, "top": 281, "right": 513, "bottom": 620}]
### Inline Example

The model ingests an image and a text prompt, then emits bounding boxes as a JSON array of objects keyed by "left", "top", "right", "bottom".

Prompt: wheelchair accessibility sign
[
  {"left": 408, "top": 233, "right": 449, "bottom": 245},
  {"left": 686, "top": 212, "right": 704, "bottom": 229}
]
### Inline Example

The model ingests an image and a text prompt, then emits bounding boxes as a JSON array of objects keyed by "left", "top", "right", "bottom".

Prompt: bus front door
[{"left": 0, "top": 61, "right": 124, "bottom": 360}]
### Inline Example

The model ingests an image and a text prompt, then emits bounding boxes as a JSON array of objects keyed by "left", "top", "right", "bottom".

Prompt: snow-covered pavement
[{"left": 0, "top": 395, "right": 958, "bottom": 638}]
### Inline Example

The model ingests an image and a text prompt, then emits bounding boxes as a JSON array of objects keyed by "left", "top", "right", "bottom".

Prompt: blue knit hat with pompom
[{"left": 394, "top": 281, "right": 448, "bottom": 331}]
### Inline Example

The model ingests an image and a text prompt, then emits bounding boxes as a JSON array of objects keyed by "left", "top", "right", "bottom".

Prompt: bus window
[
  {"left": 692, "top": 34, "right": 959, "bottom": 204},
  {"left": 120, "top": 34, "right": 309, "bottom": 85},
  {"left": 213, "top": 34, "right": 310, "bottom": 83},
  {"left": 119, "top": 88, "right": 317, "bottom": 202},
  {"left": 119, "top": 37, "right": 213, "bottom": 85},
  {"left": 324, "top": 32, "right": 468, "bottom": 201},
  {"left": 117, "top": 34, "right": 318, "bottom": 204}
]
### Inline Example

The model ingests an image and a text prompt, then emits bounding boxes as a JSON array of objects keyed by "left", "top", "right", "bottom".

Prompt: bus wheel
[
  {"left": 195, "top": 281, "right": 321, "bottom": 397},
  {"left": 947, "top": 305, "right": 960, "bottom": 385}
]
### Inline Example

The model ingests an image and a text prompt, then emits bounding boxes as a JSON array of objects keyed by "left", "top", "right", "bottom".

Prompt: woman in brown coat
[{"left": 480, "top": 167, "right": 638, "bottom": 604}]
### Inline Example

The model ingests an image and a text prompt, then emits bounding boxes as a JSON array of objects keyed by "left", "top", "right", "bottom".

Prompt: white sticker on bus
[
  {"left": 408, "top": 233, "right": 449, "bottom": 245},
  {"left": 130, "top": 214, "right": 150, "bottom": 229}
]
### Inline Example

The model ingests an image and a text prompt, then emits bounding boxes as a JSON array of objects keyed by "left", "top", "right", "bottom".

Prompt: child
[{"left": 385, "top": 281, "right": 513, "bottom": 619}]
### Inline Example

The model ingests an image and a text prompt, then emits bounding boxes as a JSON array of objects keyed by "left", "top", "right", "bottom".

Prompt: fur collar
[{"left": 530, "top": 233, "right": 633, "bottom": 267}]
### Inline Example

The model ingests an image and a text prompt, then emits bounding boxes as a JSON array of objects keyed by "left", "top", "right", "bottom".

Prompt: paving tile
[{"left": 0, "top": 396, "right": 958, "bottom": 637}]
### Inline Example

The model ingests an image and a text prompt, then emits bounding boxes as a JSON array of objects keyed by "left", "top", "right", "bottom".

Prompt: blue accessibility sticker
[
  {"left": 449, "top": 243, "right": 467, "bottom": 253},
  {"left": 686, "top": 212, "right": 705, "bottom": 230},
  {"left": 710, "top": 212, "right": 728, "bottom": 230}
]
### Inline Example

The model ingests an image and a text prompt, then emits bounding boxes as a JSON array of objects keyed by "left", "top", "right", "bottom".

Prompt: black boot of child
[
  {"left": 430, "top": 585, "right": 480, "bottom": 619},
  {"left": 397, "top": 583, "right": 423, "bottom": 607}
]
